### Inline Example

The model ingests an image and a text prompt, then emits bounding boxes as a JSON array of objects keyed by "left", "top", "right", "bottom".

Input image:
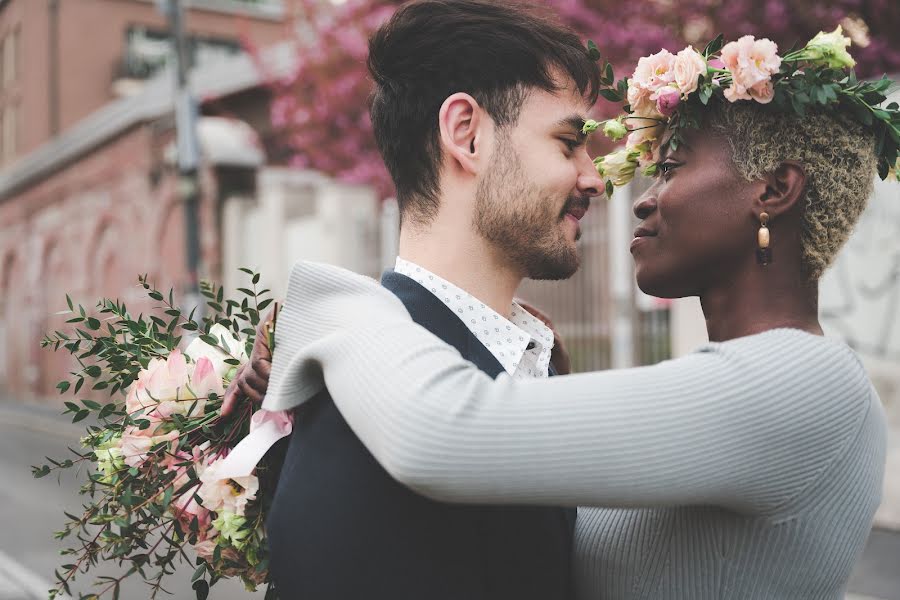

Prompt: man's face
[{"left": 474, "top": 84, "right": 599, "bottom": 280}]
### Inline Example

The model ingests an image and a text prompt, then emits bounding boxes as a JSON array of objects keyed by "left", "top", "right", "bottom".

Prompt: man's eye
[{"left": 560, "top": 138, "right": 579, "bottom": 152}]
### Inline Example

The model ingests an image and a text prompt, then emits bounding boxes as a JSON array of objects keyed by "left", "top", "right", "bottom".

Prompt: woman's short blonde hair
[{"left": 707, "top": 101, "right": 878, "bottom": 279}]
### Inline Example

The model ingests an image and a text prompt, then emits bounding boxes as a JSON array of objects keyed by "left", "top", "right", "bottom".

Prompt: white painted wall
[{"left": 221, "top": 168, "right": 381, "bottom": 304}]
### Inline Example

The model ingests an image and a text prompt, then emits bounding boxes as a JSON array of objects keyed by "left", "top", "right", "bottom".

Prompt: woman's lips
[{"left": 630, "top": 226, "right": 657, "bottom": 251}]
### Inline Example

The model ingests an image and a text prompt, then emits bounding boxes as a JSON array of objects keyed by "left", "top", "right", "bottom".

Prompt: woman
[{"left": 249, "top": 37, "right": 891, "bottom": 599}]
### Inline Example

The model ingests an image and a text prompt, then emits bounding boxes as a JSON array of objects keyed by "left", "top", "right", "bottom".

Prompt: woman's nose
[{"left": 632, "top": 192, "right": 658, "bottom": 220}]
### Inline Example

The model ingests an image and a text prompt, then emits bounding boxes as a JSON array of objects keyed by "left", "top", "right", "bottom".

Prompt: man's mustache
[{"left": 560, "top": 196, "right": 591, "bottom": 218}]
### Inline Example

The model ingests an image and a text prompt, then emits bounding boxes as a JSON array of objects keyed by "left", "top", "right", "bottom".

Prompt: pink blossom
[
  {"left": 655, "top": 87, "right": 682, "bottom": 116},
  {"left": 720, "top": 35, "right": 782, "bottom": 104}
]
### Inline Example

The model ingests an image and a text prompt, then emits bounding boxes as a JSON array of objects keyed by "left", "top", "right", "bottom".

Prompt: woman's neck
[{"left": 700, "top": 261, "right": 822, "bottom": 343}]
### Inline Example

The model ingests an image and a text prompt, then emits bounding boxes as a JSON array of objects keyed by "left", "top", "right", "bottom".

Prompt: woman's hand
[
  {"left": 221, "top": 305, "right": 278, "bottom": 416},
  {"left": 515, "top": 300, "right": 571, "bottom": 375}
]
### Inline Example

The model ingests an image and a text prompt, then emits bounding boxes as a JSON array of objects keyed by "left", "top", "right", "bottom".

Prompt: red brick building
[
  {"left": 0, "top": 0, "right": 290, "bottom": 163},
  {"left": 0, "top": 0, "right": 295, "bottom": 401}
]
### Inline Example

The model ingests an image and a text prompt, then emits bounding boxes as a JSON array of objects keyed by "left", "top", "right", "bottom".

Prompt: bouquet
[{"left": 34, "top": 269, "right": 286, "bottom": 600}]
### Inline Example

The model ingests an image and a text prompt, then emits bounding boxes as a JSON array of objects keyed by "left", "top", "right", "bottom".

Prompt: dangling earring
[{"left": 756, "top": 212, "right": 772, "bottom": 265}]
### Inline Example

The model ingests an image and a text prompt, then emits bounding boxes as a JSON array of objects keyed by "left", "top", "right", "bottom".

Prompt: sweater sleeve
[{"left": 266, "top": 262, "right": 871, "bottom": 514}]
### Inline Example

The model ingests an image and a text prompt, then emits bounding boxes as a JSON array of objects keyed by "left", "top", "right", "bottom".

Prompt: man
[{"left": 224, "top": 1, "right": 603, "bottom": 597}]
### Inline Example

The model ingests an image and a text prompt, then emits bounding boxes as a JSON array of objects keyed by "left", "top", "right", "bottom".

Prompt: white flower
[
  {"left": 804, "top": 25, "right": 855, "bottom": 69},
  {"left": 595, "top": 148, "right": 641, "bottom": 187},
  {"left": 602, "top": 119, "right": 628, "bottom": 141},
  {"left": 197, "top": 457, "right": 259, "bottom": 516},
  {"left": 184, "top": 324, "right": 249, "bottom": 381}
]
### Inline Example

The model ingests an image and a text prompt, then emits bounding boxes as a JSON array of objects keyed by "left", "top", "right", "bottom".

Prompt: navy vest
[{"left": 267, "top": 271, "right": 574, "bottom": 600}]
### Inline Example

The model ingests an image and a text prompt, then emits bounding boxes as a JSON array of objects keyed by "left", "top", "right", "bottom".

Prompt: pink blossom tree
[{"left": 260, "top": 0, "right": 900, "bottom": 199}]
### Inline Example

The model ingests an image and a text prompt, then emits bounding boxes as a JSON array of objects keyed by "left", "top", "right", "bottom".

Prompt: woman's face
[{"left": 630, "top": 129, "right": 765, "bottom": 298}]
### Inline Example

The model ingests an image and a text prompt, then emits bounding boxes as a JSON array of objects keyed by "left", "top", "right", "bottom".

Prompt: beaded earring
[{"left": 756, "top": 212, "right": 772, "bottom": 265}]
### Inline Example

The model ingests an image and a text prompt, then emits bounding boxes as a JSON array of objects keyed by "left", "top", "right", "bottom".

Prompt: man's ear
[
  {"left": 754, "top": 161, "right": 806, "bottom": 220},
  {"left": 438, "top": 93, "right": 486, "bottom": 175}
]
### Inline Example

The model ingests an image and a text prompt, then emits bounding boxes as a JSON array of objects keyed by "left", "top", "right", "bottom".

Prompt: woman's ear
[
  {"left": 755, "top": 161, "right": 807, "bottom": 219},
  {"left": 438, "top": 93, "right": 485, "bottom": 175}
]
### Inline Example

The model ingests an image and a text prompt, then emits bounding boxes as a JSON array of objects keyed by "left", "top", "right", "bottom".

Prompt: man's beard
[{"left": 474, "top": 140, "right": 582, "bottom": 281}]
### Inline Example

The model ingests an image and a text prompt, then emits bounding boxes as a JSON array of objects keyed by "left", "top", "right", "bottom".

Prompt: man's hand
[
  {"left": 221, "top": 305, "right": 278, "bottom": 416},
  {"left": 516, "top": 300, "right": 571, "bottom": 376}
]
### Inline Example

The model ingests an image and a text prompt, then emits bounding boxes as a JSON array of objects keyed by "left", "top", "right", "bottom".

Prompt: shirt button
[{"left": 526, "top": 341, "right": 536, "bottom": 350}]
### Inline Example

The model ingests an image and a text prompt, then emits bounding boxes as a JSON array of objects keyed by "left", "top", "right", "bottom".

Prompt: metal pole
[{"left": 162, "top": 0, "right": 203, "bottom": 319}]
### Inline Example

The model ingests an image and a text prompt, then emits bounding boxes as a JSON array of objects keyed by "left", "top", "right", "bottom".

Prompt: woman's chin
[{"left": 635, "top": 269, "right": 692, "bottom": 299}]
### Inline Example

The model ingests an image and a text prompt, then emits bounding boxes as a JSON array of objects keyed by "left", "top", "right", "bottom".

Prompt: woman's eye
[{"left": 657, "top": 161, "right": 678, "bottom": 177}]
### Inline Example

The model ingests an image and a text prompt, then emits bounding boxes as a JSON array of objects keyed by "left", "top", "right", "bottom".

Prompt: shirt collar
[{"left": 394, "top": 257, "right": 552, "bottom": 376}]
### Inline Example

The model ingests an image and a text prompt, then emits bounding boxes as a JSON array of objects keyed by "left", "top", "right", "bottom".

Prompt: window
[
  {"left": 2, "top": 27, "right": 17, "bottom": 87},
  {"left": 2, "top": 104, "right": 17, "bottom": 164}
]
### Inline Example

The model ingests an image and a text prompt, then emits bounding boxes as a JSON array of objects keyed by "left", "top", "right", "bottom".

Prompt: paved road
[
  {"left": 0, "top": 401, "right": 265, "bottom": 600},
  {"left": 2, "top": 400, "right": 898, "bottom": 600}
]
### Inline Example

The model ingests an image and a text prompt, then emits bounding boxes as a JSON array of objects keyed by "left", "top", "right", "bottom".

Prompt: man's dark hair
[{"left": 368, "top": 0, "right": 600, "bottom": 224}]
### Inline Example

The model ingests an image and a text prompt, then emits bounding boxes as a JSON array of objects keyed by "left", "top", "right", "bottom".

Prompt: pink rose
[
  {"left": 748, "top": 79, "right": 775, "bottom": 104},
  {"left": 672, "top": 46, "right": 707, "bottom": 95},
  {"left": 627, "top": 83, "right": 660, "bottom": 119},
  {"left": 125, "top": 350, "right": 190, "bottom": 416},
  {"left": 193, "top": 539, "right": 218, "bottom": 562},
  {"left": 119, "top": 424, "right": 179, "bottom": 468},
  {"left": 626, "top": 122, "right": 664, "bottom": 166},
  {"left": 720, "top": 35, "right": 781, "bottom": 104},
  {"left": 655, "top": 87, "right": 681, "bottom": 117},
  {"left": 631, "top": 49, "right": 676, "bottom": 94}
]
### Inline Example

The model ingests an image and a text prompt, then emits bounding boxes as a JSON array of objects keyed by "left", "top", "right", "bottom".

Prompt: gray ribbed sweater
[{"left": 262, "top": 262, "right": 887, "bottom": 600}]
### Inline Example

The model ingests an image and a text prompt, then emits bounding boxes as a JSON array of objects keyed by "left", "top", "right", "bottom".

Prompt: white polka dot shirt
[{"left": 394, "top": 257, "right": 554, "bottom": 379}]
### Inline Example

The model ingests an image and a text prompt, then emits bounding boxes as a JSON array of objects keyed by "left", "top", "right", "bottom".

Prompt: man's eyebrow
[{"left": 555, "top": 115, "right": 589, "bottom": 142}]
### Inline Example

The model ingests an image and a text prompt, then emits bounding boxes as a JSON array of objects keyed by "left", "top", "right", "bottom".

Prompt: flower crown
[{"left": 582, "top": 26, "right": 900, "bottom": 197}]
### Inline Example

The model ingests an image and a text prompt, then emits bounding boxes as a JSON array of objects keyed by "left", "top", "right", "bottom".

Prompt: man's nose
[{"left": 577, "top": 156, "right": 604, "bottom": 197}]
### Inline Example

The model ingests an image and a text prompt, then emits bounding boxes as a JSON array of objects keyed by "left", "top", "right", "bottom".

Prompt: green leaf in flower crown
[
  {"left": 878, "top": 157, "right": 889, "bottom": 180},
  {"left": 599, "top": 89, "right": 622, "bottom": 102},
  {"left": 605, "top": 180, "right": 614, "bottom": 198},
  {"left": 703, "top": 34, "right": 724, "bottom": 58},
  {"left": 586, "top": 40, "right": 601, "bottom": 62}
]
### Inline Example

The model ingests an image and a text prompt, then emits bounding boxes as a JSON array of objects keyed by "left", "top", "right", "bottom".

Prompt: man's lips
[
  {"left": 564, "top": 199, "right": 590, "bottom": 222},
  {"left": 566, "top": 206, "right": 587, "bottom": 221}
]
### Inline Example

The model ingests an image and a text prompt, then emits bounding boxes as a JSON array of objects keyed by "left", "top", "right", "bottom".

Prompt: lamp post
[{"left": 160, "top": 0, "right": 203, "bottom": 319}]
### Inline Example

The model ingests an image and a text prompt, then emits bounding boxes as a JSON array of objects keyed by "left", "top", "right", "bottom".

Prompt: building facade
[{"left": 0, "top": 0, "right": 288, "bottom": 165}]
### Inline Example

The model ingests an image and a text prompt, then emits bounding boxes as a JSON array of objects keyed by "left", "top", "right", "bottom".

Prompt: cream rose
[{"left": 673, "top": 46, "right": 707, "bottom": 95}]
